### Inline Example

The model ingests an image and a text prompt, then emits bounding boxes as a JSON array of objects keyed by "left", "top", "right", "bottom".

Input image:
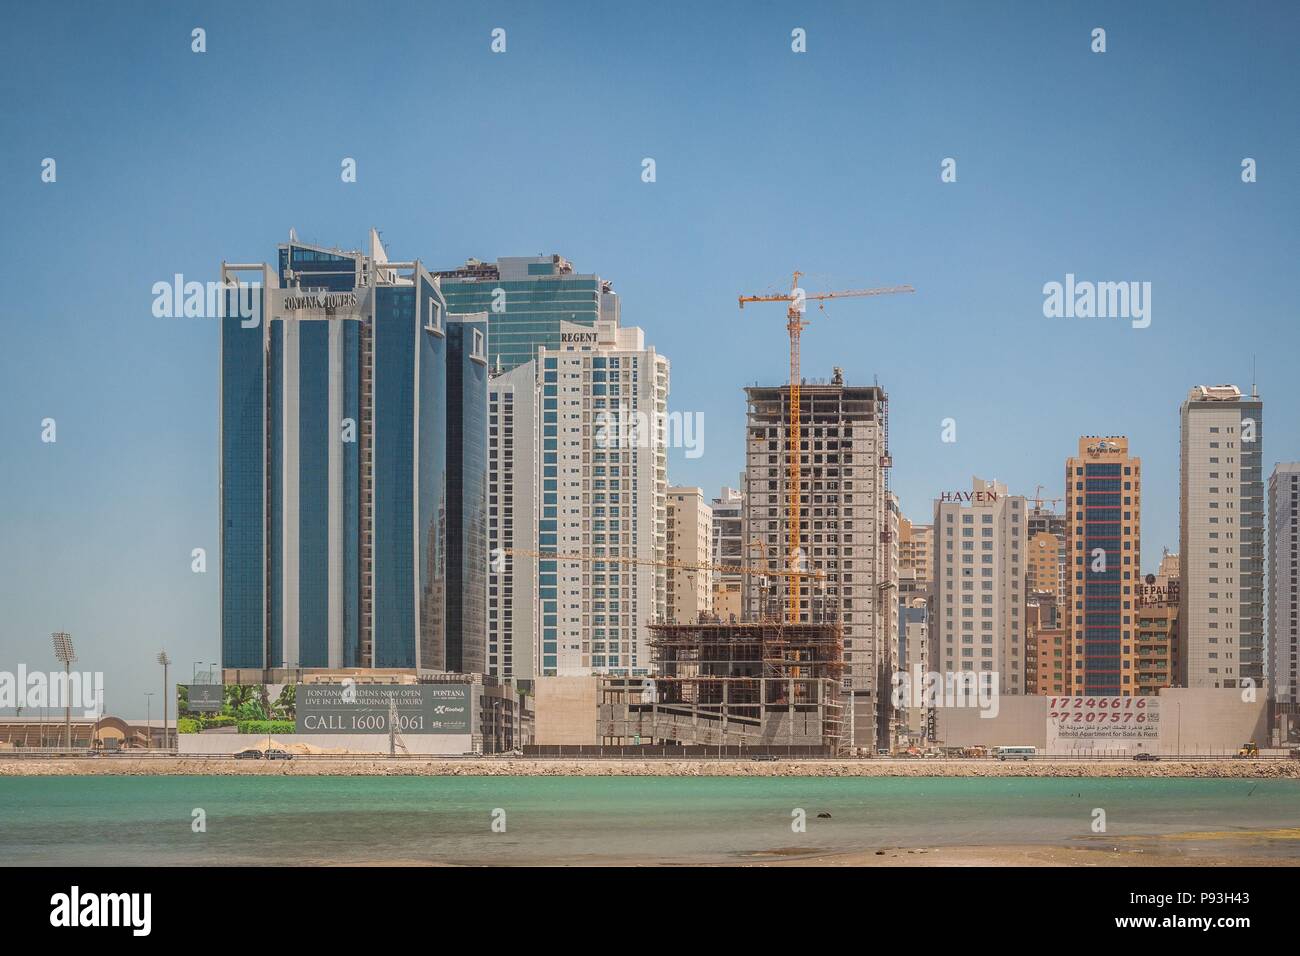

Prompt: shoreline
[{"left": 3, "top": 757, "right": 1297, "bottom": 778}]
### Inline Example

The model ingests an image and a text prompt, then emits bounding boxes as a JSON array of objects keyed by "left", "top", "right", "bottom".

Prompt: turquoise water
[{"left": 1, "top": 776, "right": 1297, "bottom": 865}]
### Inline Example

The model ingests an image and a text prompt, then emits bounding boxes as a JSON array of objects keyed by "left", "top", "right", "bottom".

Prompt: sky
[{"left": 1, "top": 1, "right": 1297, "bottom": 717}]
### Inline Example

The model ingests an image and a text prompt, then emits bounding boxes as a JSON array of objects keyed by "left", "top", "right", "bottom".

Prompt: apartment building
[
  {"left": 932, "top": 478, "right": 1027, "bottom": 695},
  {"left": 1178, "top": 386, "right": 1264, "bottom": 690}
]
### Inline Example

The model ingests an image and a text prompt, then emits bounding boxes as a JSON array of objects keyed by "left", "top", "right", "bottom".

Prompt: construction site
[
  {"left": 523, "top": 270, "right": 912, "bottom": 755},
  {"left": 596, "top": 619, "right": 844, "bottom": 752}
]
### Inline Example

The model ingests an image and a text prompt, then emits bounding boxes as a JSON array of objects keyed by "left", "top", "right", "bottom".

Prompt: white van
[{"left": 994, "top": 745, "right": 1037, "bottom": 761}]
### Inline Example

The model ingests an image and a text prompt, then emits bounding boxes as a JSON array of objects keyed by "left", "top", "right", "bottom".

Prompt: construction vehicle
[
  {"left": 738, "top": 272, "right": 914, "bottom": 623},
  {"left": 1236, "top": 741, "right": 1259, "bottom": 758}
]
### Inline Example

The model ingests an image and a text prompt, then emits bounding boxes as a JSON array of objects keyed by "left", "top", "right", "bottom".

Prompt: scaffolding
[{"left": 598, "top": 620, "right": 844, "bottom": 750}]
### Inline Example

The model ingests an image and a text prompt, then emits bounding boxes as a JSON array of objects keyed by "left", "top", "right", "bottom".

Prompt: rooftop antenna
[{"left": 1251, "top": 355, "right": 1258, "bottom": 398}]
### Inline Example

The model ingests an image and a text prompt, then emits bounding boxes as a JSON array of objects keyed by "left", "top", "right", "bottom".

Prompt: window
[
  {"left": 472, "top": 327, "right": 487, "bottom": 362},
  {"left": 425, "top": 296, "right": 443, "bottom": 334}
]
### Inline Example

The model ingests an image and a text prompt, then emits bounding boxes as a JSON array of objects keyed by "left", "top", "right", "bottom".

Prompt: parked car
[
  {"left": 233, "top": 748, "right": 264, "bottom": 760},
  {"left": 1132, "top": 752, "right": 1159, "bottom": 762},
  {"left": 264, "top": 748, "right": 294, "bottom": 760},
  {"left": 751, "top": 754, "right": 779, "bottom": 762}
]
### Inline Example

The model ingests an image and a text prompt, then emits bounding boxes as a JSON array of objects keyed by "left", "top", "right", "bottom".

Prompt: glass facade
[
  {"left": 417, "top": 277, "right": 448, "bottom": 672},
  {"left": 438, "top": 257, "right": 615, "bottom": 372},
  {"left": 220, "top": 290, "right": 266, "bottom": 669},
  {"left": 221, "top": 238, "right": 484, "bottom": 676},
  {"left": 373, "top": 285, "right": 419, "bottom": 668},
  {"left": 447, "top": 317, "right": 488, "bottom": 674},
  {"left": 296, "top": 320, "right": 330, "bottom": 667}
]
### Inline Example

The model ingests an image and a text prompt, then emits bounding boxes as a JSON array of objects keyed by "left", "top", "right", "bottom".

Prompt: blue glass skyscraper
[
  {"left": 436, "top": 255, "right": 620, "bottom": 372},
  {"left": 446, "top": 314, "right": 489, "bottom": 674},
  {"left": 221, "top": 230, "right": 486, "bottom": 675}
]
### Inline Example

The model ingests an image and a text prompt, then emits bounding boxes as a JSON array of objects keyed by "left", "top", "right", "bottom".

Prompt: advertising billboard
[
  {"left": 186, "top": 684, "right": 224, "bottom": 713},
  {"left": 1047, "top": 695, "right": 1161, "bottom": 752},
  {"left": 295, "top": 683, "right": 471, "bottom": 735}
]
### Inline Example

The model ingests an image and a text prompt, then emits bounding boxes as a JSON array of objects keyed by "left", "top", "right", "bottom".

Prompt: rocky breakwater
[{"left": 1, "top": 757, "right": 1298, "bottom": 778}]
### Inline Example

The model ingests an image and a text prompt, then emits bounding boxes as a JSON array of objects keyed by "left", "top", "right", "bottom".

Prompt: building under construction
[
  {"left": 597, "top": 619, "right": 845, "bottom": 752},
  {"left": 742, "top": 373, "right": 900, "bottom": 751}
]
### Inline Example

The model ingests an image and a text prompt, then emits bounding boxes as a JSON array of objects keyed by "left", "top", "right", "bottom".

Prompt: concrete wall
[
  {"left": 933, "top": 690, "right": 1270, "bottom": 755},
  {"left": 178, "top": 733, "right": 475, "bottom": 755},
  {"left": 1158, "top": 687, "right": 1268, "bottom": 755},
  {"left": 534, "top": 677, "right": 598, "bottom": 745},
  {"left": 933, "top": 695, "right": 1048, "bottom": 749}
]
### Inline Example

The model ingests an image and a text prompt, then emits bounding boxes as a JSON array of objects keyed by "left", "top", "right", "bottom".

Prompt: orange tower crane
[{"left": 738, "top": 272, "right": 914, "bottom": 624}]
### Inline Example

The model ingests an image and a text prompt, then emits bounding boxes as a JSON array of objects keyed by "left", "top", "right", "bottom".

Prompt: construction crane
[
  {"left": 738, "top": 271, "right": 914, "bottom": 624},
  {"left": 1025, "top": 484, "right": 1065, "bottom": 511}
]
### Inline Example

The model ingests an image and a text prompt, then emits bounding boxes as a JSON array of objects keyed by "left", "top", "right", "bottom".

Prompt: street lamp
[
  {"left": 144, "top": 693, "right": 154, "bottom": 750},
  {"left": 157, "top": 652, "right": 171, "bottom": 751},
  {"left": 52, "top": 632, "right": 76, "bottom": 750}
]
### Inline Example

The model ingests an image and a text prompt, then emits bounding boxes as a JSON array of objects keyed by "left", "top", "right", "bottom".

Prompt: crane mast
[{"left": 739, "top": 272, "right": 914, "bottom": 625}]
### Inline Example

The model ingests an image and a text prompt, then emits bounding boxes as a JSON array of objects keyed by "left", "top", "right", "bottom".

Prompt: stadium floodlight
[
  {"left": 157, "top": 652, "right": 171, "bottom": 752},
  {"left": 52, "top": 632, "right": 77, "bottom": 664},
  {"left": 52, "top": 632, "right": 76, "bottom": 749}
]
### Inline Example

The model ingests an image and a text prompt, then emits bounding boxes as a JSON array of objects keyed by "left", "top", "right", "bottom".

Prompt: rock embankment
[{"left": 2, "top": 758, "right": 1297, "bottom": 778}]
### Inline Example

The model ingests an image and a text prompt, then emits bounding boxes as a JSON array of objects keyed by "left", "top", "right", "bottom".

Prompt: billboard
[
  {"left": 1047, "top": 695, "right": 1161, "bottom": 752},
  {"left": 176, "top": 683, "right": 295, "bottom": 734},
  {"left": 296, "top": 683, "right": 471, "bottom": 735},
  {"left": 186, "top": 684, "right": 224, "bottom": 713}
]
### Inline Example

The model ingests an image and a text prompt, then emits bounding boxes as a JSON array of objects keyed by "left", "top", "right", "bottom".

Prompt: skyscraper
[
  {"left": 436, "top": 255, "right": 620, "bottom": 372},
  {"left": 741, "top": 375, "right": 897, "bottom": 749},
  {"left": 931, "top": 479, "right": 1027, "bottom": 694},
  {"left": 1066, "top": 436, "right": 1141, "bottom": 696},
  {"left": 220, "top": 231, "right": 487, "bottom": 674},
  {"left": 487, "top": 361, "right": 540, "bottom": 681},
  {"left": 536, "top": 320, "right": 669, "bottom": 676},
  {"left": 1178, "top": 385, "right": 1264, "bottom": 690},
  {"left": 445, "top": 315, "right": 489, "bottom": 674},
  {"left": 1267, "top": 463, "right": 1300, "bottom": 702}
]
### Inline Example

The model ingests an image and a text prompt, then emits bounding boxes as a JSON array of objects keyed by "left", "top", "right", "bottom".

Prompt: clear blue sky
[{"left": 2, "top": 1, "right": 1297, "bottom": 716}]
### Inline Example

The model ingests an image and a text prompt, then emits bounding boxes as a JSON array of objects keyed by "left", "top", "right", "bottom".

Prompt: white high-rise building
[
  {"left": 487, "top": 361, "right": 539, "bottom": 680},
  {"left": 1268, "top": 463, "right": 1300, "bottom": 702},
  {"left": 666, "top": 487, "right": 713, "bottom": 623},
  {"left": 535, "top": 320, "right": 669, "bottom": 676},
  {"left": 1178, "top": 385, "right": 1265, "bottom": 690},
  {"left": 710, "top": 484, "right": 745, "bottom": 621},
  {"left": 932, "top": 478, "right": 1027, "bottom": 694}
]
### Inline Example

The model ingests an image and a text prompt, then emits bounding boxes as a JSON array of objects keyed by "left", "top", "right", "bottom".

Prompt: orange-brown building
[
  {"left": 1065, "top": 436, "right": 1142, "bottom": 696},
  {"left": 1135, "top": 554, "right": 1180, "bottom": 695},
  {"left": 1025, "top": 597, "right": 1068, "bottom": 695},
  {"left": 1028, "top": 531, "right": 1064, "bottom": 603}
]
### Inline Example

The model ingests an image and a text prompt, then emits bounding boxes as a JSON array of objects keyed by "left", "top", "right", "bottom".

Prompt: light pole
[
  {"left": 157, "top": 652, "right": 171, "bottom": 751},
  {"left": 52, "top": 632, "right": 77, "bottom": 751},
  {"left": 144, "top": 693, "right": 154, "bottom": 750}
]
